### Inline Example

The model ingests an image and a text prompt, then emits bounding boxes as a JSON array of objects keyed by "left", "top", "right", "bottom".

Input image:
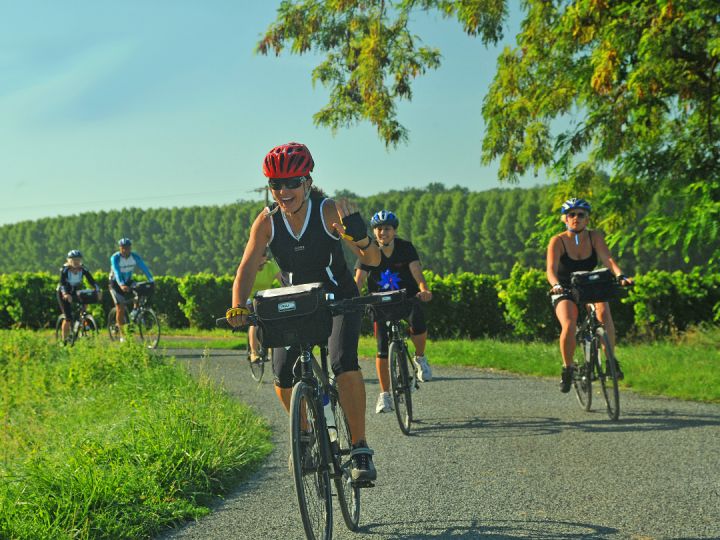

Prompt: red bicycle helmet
[{"left": 262, "top": 142, "right": 314, "bottom": 179}]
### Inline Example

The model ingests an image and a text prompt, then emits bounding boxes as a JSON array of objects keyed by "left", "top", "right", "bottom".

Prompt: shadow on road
[
  {"left": 412, "top": 409, "right": 720, "bottom": 439},
  {"left": 360, "top": 518, "right": 620, "bottom": 539}
]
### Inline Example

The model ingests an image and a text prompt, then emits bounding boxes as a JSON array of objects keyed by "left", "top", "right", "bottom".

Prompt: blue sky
[{"left": 0, "top": 1, "right": 549, "bottom": 226}]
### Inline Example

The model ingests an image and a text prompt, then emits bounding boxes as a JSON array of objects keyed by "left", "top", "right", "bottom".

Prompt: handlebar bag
[
  {"left": 570, "top": 268, "right": 617, "bottom": 304},
  {"left": 133, "top": 281, "right": 155, "bottom": 297},
  {"left": 368, "top": 289, "right": 411, "bottom": 321},
  {"left": 253, "top": 282, "right": 333, "bottom": 348},
  {"left": 76, "top": 289, "right": 101, "bottom": 304}
]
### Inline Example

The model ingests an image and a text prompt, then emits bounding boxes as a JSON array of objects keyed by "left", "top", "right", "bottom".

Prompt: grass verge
[
  {"left": 358, "top": 326, "right": 720, "bottom": 403},
  {"left": 0, "top": 330, "right": 271, "bottom": 539}
]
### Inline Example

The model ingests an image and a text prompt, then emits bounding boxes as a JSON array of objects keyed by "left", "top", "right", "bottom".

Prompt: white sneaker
[
  {"left": 414, "top": 355, "right": 432, "bottom": 382},
  {"left": 375, "top": 392, "right": 393, "bottom": 413},
  {"left": 118, "top": 337, "right": 126, "bottom": 343}
]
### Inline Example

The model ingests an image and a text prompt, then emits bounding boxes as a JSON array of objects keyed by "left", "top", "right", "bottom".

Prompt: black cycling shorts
[
  {"left": 373, "top": 302, "right": 427, "bottom": 358},
  {"left": 56, "top": 289, "right": 75, "bottom": 319},
  {"left": 272, "top": 310, "right": 362, "bottom": 388},
  {"left": 109, "top": 280, "right": 133, "bottom": 305}
]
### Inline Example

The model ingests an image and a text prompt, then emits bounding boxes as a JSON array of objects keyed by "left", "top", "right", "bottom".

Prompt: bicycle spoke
[
  {"left": 573, "top": 332, "right": 593, "bottom": 411},
  {"left": 597, "top": 327, "right": 620, "bottom": 421},
  {"left": 389, "top": 342, "right": 412, "bottom": 435},
  {"left": 331, "top": 390, "right": 360, "bottom": 531},
  {"left": 290, "top": 382, "right": 332, "bottom": 540},
  {"left": 137, "top": 309, "right": 160, "bottom": 349}
]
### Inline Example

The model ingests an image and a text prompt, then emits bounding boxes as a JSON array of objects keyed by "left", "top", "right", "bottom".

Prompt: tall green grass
[{"left": 0, "top": 331, "right": 271, "bottom": 539}]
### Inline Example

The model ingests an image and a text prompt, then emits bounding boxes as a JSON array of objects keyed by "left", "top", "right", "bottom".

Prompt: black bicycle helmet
[{"left": 67, "top": 249, "right": 83, "bottom": 258}]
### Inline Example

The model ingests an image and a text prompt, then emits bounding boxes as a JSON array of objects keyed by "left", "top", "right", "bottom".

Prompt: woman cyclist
[
  {"left": 354, "top": 210, "right": 433, "bottom": 414},
  {"left": 226, "top": 142, "right": 381, "bottom": 482},
  {"left": 57, "top": 250, "right": 100, "bottom": 343},
  {"left": 547, "top": 198, "right": 633, "bottom": 393}
]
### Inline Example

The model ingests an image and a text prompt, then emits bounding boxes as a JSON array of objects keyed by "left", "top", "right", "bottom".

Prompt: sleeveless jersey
[
  {"left": 268, "top": 195, "right": 357, "bottom": 299},
  {"left": 557, "top": 231, "right": 598, "bottom": 286}
]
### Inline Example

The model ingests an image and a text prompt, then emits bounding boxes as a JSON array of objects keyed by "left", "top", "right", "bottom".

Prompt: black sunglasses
[
  {"left": 268, "top": 177, "right": 305, "bottom": 190},
  {"left": 567, "top": 211, "right": 587, "bottom": 219}
]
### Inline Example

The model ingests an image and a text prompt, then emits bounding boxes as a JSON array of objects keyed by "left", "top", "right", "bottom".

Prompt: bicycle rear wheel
[
  {"left": 389, "top": 341, "right": 413, "bottom": 435},
  {"left": 596, "top": 326, "right": 620, "bottom": 421},
  {"left": 573, "top": 335, "right": 593, "bottom": 411},
  {"left": 290, "top": 381, "right": 332, "bottom": 540},
  {"left": 331, "top": 391, "right": 360, "bottom": 531},
  {"left": 137, "top": 308, "right": 160, "bottom": 349},
  {"left": 78, "top": 314, "right": 98, "bottom": 341}
]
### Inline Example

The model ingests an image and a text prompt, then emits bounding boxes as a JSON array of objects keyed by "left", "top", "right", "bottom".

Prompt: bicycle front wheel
[
  {"left": 137, "top": 309, "right": 160, "bottom": 349},
  {"left": 55, "top": 315, "right": 71, "bottom": 345},
  {"left": 573, "top": 336, "right": 593, "bottom": 411},
  {"left": 596, "top": 326, "right": 620, "bottom": 421},
  {"left": 248, "top": 339, "right": 265, "bottom": 383},
  {"left": 389, "top": 341, "right": 413, "bottom": 435},
  {"left": 107, "top": 307, "right": 127, "bottom": 341},
  {"left": 78, "top": 314, "right": 98, "bottom": 341},
  {"left": 331, "top": 391, "right": 360, "bottom": 531},
  {"left": 289, "top": 381, "right": 332, "bottom": 540}
]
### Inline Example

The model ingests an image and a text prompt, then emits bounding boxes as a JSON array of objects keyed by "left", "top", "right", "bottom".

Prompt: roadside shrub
[{"left": 178, "top": 273, "right": 234, "bottom": 329}]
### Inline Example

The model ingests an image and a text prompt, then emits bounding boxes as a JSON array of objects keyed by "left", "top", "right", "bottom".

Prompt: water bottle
[{"left": 322, "top": 393, "right": 337, "bottom": 443}]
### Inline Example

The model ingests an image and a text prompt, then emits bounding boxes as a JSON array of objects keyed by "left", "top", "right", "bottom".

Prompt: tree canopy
[{"left": 257, "top": 0, "right": 720, "bottom": 263}]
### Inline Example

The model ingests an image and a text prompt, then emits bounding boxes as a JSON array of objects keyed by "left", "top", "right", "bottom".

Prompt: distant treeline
[{"left": 0, "top": 184, "right": 710, "bottom": 277}]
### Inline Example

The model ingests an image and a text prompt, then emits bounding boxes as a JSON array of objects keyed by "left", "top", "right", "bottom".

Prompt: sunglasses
[
  {"left": 567, "top": 212, "right": 587, "bottom": 219},
  {"left": 268, "top": 177, "right": 305, "bottom": 190}
]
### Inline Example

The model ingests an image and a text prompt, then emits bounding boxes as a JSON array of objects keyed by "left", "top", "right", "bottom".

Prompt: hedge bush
[{"left": 1, "top": 268, "right": 718, "bottom": 340}]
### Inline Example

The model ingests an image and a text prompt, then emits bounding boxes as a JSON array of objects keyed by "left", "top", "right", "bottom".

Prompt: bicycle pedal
[{"left": 353, "top": 480, "right": 375, "bottom": 488}]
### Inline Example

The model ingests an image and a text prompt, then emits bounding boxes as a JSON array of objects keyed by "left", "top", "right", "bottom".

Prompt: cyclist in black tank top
[
  {"left": 226, "top": 142, "right": 381, "bottom": 482},
  {"left": 547, "top": 198, "right": 634, "bottom": 393}
]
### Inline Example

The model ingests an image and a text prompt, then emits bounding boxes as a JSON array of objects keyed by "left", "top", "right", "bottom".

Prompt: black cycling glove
[{"left": 341, "top": 212, "right": 369, "bottom": 242}]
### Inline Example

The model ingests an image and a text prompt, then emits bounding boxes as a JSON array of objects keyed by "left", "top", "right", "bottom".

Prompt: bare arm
[
  {"left": 355, "top": 268, "right": 368, "bottom": 292},
  {"left": 409, "top": 260, "right": 432, "bottom": 301},
  {"left": 546, "top": 236, "right": 563, "bottom": 288},
  {"left": 592, "top": 231, "right": 633, "bottom": 284},
  {"left": 232, "top": 210, "right": 273, "bottom": 309}
]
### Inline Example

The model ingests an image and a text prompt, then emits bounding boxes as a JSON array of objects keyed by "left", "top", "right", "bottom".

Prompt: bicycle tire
[
  {"left": 78, "top": 314, "right": 98, "bottom": 341},
  {"left": 389, "top": 341, "right": 413, "bottom": 435},
  {"left": 137, "top": 308, "right": 160, "bottom": 349},
  {"left": 107, "top": 307, "right": 127, "bottom": 341},
  {"left": 331, "top": 390, "right": 360, "bottom": 531},
  {"left": 289, "top": 381, "right": 332, "bottom": 540},
  {"left": 596, "top": 326, "right": 620, "bottom": 421},
  {"left": 573, "top": 335, "right": 593, "bottom": 411},
  {"left": 55, "top": 315, "right": 72, "bottom": 345}
]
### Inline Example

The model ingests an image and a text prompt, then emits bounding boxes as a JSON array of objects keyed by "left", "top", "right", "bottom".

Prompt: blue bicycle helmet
[
  {"left": 118, "top": 237, "right": 132, "bottom": 247},
  {"left": 67, "top": 249, "right": 83, "bottom": 258},
  {"left": 560, "top": 198, "right": 592, "bottom": 214},
  {"left": 370, "top": 210, "right": 399, "bottom": 229}
]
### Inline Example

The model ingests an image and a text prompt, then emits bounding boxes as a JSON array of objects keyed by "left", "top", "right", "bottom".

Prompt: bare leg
[
  {"left": 116, "top": 303, "right": 126, "bottom": 338},
  {"left": 336, "top": 370, "right": 367, "bottom": 444},
  {"left": 375, "top": 356, "right": 390, "bottom": 392},
  {"left": 555, "top": 300, "right": 578, "bottom": 367},
  {"left": 61, "top": 318, "right": 71, "bottom": 341},
  {"left": 409, "top": 331, "right": 427, "bottom": 356}
]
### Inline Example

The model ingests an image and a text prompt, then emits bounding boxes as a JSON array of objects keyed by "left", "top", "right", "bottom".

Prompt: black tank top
[
  {"left": 268, "top": 194, "right": 357, "bottom": 299},
  {"left": 557, "top": 231, "right": 598, "bottom": 286}
]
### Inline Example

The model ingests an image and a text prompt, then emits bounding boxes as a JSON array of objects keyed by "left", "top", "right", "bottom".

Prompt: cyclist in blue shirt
[{"left": 109, "top": 238, "right": 154, "bottom": 341}]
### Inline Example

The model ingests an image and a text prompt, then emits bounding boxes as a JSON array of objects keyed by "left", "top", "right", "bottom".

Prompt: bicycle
[
  {"left": 558, "top": 270, "right": 631, "bottom": 421},
  {"left": 236, "top": 302, "right": 273, "bottom": 382},
  {"left": 55, "top": 289, "right": 100, "bottom": 346},
  {"left": 218, "top": 283, "right": 394, "bottom": 540},
  {"left": 368, "top": 290, "right": 416, "bottom": 435},
  {"left": 107, "top": 281, "right": 160, "bottom": 349}
]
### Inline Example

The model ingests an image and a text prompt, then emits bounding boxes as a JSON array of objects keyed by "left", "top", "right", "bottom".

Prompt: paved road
[{"left": 159, "top": 349, "right": 720, "bottom": 540}]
